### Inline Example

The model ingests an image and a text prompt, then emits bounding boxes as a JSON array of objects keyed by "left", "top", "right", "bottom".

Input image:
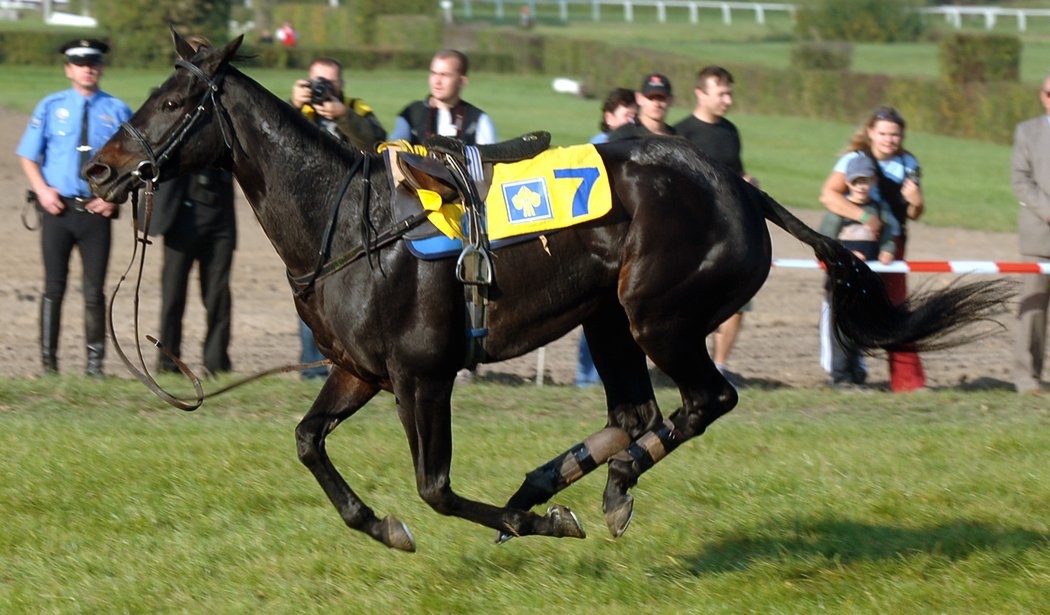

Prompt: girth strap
[{"left": 441, "top": 148, "right": 493, "bottom": 369}]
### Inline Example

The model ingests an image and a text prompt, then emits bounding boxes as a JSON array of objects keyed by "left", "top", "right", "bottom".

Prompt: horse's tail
[{"left": 754, "top": 185, "right": 1014, "bottom": 353}]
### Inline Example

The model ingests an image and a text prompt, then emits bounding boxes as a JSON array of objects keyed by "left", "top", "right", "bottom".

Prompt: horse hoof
[
  {"left": 496, "top": 528, "right": 517, "bottom": 544},
  {"left": 547, "top": 504, "right": 586, "bottom": 539},
  {"left": 379, "top": 515, "right": 416, "bottom": 552},
  {"left": 604, "top": 495, "right": 634, "bottom": 538}
]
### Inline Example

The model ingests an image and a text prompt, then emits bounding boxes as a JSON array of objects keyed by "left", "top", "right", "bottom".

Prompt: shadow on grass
[{"left": 678, "top": 518, "right": 1048, "bottom": 574}]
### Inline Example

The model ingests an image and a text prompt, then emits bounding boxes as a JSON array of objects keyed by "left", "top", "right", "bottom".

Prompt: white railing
[
  {"left": 457, "top": 0, "right": 796, "bottom": 25},
  {"left": 453, "top": 1, "right": 1050, "bottom": 32},
  {"left": 0, "top": 0, "right": 68, "bottom": 8},
  {"left": 918, "top": 6, "right": 1050, "bottom": 33}
]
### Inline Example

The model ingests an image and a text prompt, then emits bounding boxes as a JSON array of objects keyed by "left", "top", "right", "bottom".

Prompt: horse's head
[{"left": 86, "top": 27, "right": 243, "bottom": 204}]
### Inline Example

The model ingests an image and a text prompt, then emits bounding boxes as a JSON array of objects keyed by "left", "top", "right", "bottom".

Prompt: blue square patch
[{"left": 502, "top": 177, "right": 553, "bottom": 224}]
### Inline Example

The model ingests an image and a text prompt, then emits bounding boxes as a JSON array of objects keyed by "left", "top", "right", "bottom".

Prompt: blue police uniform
[
  {"left": 16, "top": 39, "right": 132, "bottom": 376},
  {"left": 17, "top": 89, "right": 131, "bottom": 199}
]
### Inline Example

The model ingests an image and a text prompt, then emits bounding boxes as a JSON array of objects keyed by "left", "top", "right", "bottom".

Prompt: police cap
[{"left": 59, "top": 39, "right": 109, "bottom": 65}]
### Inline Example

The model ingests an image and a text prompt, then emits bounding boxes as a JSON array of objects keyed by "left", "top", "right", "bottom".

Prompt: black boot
[
  {"left": 40, "top": 297, "right": 61, "bottom": 374},
  {"left": 85, "top": 303, "right": 106, "bottom": 378}
]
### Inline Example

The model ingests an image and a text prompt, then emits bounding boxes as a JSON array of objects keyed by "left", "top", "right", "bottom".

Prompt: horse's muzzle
[{"left": 84, "top": 160, "right": 132, "bottom": 205}]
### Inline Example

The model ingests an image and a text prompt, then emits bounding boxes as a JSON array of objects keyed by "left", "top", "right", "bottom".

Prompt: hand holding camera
[
  {"left": 307, "top": 77, "right": 337, "bottom": 105},
  {"left": 293, "top": 76, "right": 346, "bottom": 122}
]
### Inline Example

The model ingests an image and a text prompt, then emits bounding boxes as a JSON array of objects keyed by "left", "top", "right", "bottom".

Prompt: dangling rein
[
  {"left": 108, "top": 58, "right": 330, "bottom": 412},
  {"left": 107, "top": 181, "right": 332, "bottom": 411}
]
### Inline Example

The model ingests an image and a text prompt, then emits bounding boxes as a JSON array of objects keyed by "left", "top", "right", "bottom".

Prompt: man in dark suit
[
  {"left": 1011, "top": 74, "right": 1050, "bottom": 394},
  {"left": 147, "top": 169, "right": 236, "bottom": 375}
]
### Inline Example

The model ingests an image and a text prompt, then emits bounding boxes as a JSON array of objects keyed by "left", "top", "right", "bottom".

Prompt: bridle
[{"left": 121, "top": 58, "right": 233, "bottom": 185}]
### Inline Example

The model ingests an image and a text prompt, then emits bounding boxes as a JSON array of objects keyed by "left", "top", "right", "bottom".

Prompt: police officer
[
  {"left": 17, "top": 39, "right": 132, "bottom": 376},
  {"left": 389, "top": 49, "right": 497, "bottom": 146}
]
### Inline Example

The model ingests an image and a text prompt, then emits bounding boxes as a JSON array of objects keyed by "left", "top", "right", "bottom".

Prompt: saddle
[
  {"left": 385, "top": 131, "right": 551, "bottom": 243},
  {"left": 382, "top": 131, "right": 551, "bottom": 369}
]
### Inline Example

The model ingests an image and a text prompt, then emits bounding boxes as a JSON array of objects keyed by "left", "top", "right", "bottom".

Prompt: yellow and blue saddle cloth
[{"left": 405, "top": 144, "right": 612, "bottom": 259}]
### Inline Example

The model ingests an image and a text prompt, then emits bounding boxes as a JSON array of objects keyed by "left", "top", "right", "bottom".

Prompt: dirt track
[{"left": 0, "top": 105, "right": 1021, "bottom": 389}]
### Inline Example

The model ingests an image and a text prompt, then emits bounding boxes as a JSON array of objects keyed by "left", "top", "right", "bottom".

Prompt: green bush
[
  {"left": 791, "top": 41, "right": 852, "bottom": 71},
  {"left": 795, "top": 0, "right": 926, "bottom": 43},
  {"left": 939, "top": 33, "right": 1021, "bottom": 84},
  {"left": 0, "top": 30, "right": 96, "bottom": 65},
  {"left": 94, "top": 0, "right": 230, "bottom": 68},
  {"left": 274, "top": 0, "right": 434, "bottom": 47},
  {"left": 375, "top": 15, "right": 441, "bottom": 50}
]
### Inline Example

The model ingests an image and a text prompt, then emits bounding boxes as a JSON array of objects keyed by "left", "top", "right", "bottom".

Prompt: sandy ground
[{"left": 0, "top": 105, "right": 1023, "bottom": 390}]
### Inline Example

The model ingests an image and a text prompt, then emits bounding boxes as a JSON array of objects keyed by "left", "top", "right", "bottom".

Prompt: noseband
[{"left": 121, "top": 58, "right": 232, "bottom": 184}]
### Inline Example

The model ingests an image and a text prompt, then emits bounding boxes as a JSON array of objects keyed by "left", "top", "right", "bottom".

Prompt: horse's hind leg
[
  {"left": 601, "top": 313, "right": 739, "bottom": 536},
  {"left": 295, "top": 368, "right": 416, "bottom": 551}
]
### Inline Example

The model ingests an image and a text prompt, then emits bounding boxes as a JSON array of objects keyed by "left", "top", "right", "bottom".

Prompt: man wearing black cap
[
  {"left": 16, "top": 38, "right": 132, "bottom": 376},
  {"left": 608, "top": 73, "right": 676, "bottom": 141}
]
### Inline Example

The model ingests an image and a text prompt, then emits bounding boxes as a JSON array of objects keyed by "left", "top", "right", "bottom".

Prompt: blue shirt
[
  {"left": 833, "top": 150, "right": 919, "bottom": 204},
  {"left": 17, "top": 88, "right": 132, "bottom": 198},
  {"left": 589, "top": 132, "right": 609, "bottom": 145}
]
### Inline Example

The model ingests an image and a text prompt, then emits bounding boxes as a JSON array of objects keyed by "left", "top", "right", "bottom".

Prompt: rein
[{"left": 111, "top": 57, "right": 333, "bottom": 411}]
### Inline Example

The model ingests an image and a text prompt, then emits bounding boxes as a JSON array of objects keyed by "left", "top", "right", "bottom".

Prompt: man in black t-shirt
[{"left": 674, "top": 66, "right": 757, "bottom": 388}]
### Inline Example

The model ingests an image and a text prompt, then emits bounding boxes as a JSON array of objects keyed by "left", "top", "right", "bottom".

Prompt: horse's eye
[{"left": 162, "top": 100, "right": 180, "bottom": 111}]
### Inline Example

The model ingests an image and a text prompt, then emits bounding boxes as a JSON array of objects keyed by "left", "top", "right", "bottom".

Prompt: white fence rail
[
  {"left": 454, "top": 1, "right": 1050, "bottom": 31},
  {"left": 458, "top": 0, "right": 795, "bottom": 24},
  {"left": 918, "top": 6, "right": 1050, "bottom": 33}
]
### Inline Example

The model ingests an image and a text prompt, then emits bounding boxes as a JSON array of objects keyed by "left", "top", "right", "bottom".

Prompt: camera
[
  {"left": 905, "top": 166, "right": 921, "bottom": 186},
  {"left": 308, "top": 77, "right": 338, "bottom": 105}
]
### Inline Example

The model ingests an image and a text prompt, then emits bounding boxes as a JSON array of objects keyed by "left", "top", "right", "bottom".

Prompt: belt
[{"left": 59, "top": 195, "right": 93, "bottom": 213}]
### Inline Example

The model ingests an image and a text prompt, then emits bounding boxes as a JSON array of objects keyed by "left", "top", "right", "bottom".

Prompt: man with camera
[
  {"left": 290, "top": 57, "right": 386, "bottom": 152},
  {"left": 289, "top": 57, "right": 386, "bottom": 380}
]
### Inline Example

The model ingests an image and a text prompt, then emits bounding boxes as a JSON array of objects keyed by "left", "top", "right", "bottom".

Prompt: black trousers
[
  {"left": 158, "top": 218, "right": 235, "bottom": 373},
  {"left": 41, "top": 209, "right": 111, "bottom": 309}
]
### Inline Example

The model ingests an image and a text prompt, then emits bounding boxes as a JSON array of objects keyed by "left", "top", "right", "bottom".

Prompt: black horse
[{"left": 86, "top": 32, "right": 1009, "bottom": 552}]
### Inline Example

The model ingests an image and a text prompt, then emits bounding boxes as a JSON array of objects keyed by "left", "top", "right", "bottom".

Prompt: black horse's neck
[{"left": 221, "top": 68, "right": 383, "bottom": 276}]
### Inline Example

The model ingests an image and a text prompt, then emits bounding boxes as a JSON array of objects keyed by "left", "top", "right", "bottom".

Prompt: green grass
[
  {"left": 0, "top": 377, "right": 1047, "bottom": 612},
  {"left": 1, "top": 64, "right": 1018, "bottom": 232}
]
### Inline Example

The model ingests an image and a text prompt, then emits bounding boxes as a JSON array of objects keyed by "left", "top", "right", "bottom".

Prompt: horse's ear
[
  {"left": 195, "top": 35, "right": 243, "bottom": 75},
  {"left": 171, "top": 25, "right": 195, "bottom": 61}
]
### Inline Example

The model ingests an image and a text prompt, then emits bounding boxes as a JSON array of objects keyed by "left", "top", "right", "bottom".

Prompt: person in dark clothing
[
  {"left": 17, "top": 38, "right": 132, "bottom": 377},
  {"left": 389, "top": 49, "right": 497, "bottom": 146},
  {"left": 147, "top": 36, "right": 238, "bottom": 377},
  {"left": 148, "top": 169, "right": 236, "bottom": 375},
  {"left": 673, "top": 66, "right": 756, "bottom": 387},
  {"left": 608, "top": 74, "right": 676, "bottom": 141}
]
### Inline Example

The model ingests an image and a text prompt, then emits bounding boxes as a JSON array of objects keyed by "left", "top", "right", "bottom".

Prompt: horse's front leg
[
  {"left": 395, "top": 376, "right": 586, "bottom": 542},
  {"left": 295, "top": 367, "right": 416, "bottom": 551}
]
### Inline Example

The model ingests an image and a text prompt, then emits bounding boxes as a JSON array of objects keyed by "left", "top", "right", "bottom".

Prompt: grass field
[
  {"left": 0, "top": 64, "right": 1019, "bottom": 233},
  {"left": 1, "top": 377, "right": 1047, "bottom": 611}
]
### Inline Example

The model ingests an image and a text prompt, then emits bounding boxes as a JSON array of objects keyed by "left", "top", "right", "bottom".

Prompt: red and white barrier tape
[{"left": 772, "top": 259, "right": 1050, "bottom": 274}]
